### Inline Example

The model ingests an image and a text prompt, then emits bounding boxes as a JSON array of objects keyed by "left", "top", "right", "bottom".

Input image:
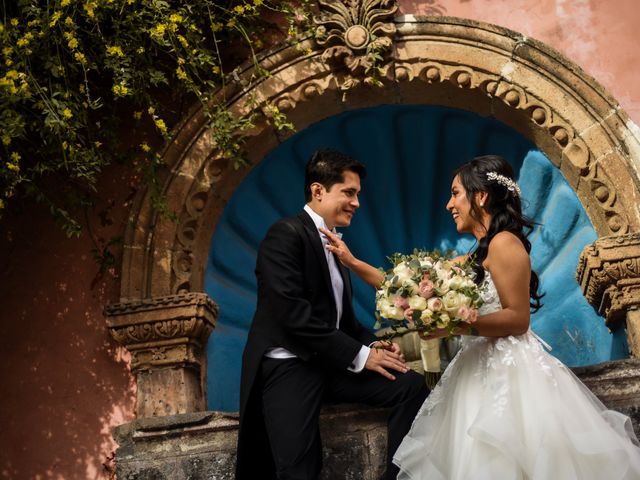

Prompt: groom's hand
[
  {"left": 365, "top": 346, "right": 408, "bottom": 381},
  {"left": 371, "top": 340, "right": 405, "bottom": 361}
]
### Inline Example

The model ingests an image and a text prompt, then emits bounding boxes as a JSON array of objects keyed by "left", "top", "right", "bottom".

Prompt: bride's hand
[
  {"left": 319, "top": 228, "right": 384, "bottom": 289},
  {"left": 319, "top": 227, "right": 357, "bottom": 268},
  {"left": 403, "top": 310, "right": 447, "bottom": 340},
  {"left": 419, "top": 328, "right": 448, "bottom": 340}
]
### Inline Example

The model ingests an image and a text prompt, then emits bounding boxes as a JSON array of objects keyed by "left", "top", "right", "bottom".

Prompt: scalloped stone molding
[{"left": 118, "top": 16, "right": 640, "bottom": 303}]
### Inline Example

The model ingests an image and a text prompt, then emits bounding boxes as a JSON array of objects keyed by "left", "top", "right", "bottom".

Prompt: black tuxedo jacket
[{"left": 236, "top": 210, "right": 377, "bottom": 478}]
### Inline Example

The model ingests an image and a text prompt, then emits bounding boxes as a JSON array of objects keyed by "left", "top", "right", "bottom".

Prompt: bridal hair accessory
[{"left": 486, "top": 171, "right": 521, "bottom": 197}]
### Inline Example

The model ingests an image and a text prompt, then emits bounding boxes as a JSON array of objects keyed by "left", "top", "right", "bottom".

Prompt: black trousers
[{"left": 260, "top": 357, "right": 429, "bottom": 480}]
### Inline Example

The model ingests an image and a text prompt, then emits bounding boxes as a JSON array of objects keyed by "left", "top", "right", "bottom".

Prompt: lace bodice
[
  {"left": 478, "top": 270, "right": 502, "bottom": 315},
  {"left": 417, "top": 270, "right": 560, "bottom": 418}
]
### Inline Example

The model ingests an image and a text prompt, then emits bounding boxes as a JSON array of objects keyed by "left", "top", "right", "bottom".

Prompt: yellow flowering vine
[{"left": 0, "top": 0, "right": 312, "bottom": 236}]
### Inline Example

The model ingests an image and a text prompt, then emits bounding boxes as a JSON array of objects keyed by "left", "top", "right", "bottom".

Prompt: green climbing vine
[{"left": 0, "top": 0, "right": 313, "bottom": 236}]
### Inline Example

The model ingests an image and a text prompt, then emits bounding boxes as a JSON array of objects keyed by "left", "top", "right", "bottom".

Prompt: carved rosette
[
  {"left": 576, "top": 234, "right": 640, "bottom": 330},
  {"left": 105, "top": 293, "right": 218, "bottom": 372},
  {"left": 314, "top": 0, "right": 398, "bottom": 88}
]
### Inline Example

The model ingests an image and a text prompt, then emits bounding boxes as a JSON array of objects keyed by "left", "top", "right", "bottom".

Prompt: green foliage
[
  {"left": 92, "top": 234, "right": 124, "bottom": 273},
  {"left": 0, "top": 0, "right": 313, "bottom": 235}
]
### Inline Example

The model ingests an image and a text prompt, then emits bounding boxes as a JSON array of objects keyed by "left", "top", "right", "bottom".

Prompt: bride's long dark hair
[{"left": 453, "top": 155, "right": 544, "bottom": 312}]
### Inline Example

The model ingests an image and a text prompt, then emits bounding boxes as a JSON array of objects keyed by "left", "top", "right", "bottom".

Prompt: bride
[{"left": 321, "top": 155, "right": 640, "bottom": 479}]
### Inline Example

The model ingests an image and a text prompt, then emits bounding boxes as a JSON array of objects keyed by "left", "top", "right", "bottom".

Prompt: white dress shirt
[{"left": 264, "top": 205, "right": 371, "bottom": 372}]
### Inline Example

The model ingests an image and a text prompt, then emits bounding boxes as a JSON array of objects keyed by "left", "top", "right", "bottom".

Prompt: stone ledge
[
  {"left": 114, "top": 359, "right": 640, "bottom": 480},
  {"left": 114, "top": 405, "right": 388, "bottom": 480}
]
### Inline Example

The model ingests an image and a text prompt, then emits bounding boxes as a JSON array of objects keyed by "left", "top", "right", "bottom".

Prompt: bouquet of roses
[{"left": 374, "top": 249, "right": 484, "bottom": 339}]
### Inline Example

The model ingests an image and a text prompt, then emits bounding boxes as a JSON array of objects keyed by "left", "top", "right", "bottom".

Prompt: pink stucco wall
[
  {"left": 0, "top": 166, "right": 137, "bottom": 479},
  {"left": 0, "top": 1, "right": 638, "bottom": 478},
  {"left": 400, "top": 0, "right": 640, "bottom": 125}
]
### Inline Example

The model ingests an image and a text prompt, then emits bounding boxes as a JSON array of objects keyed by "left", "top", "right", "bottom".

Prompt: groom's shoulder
[{"left": 265, "top": 213, "right": 306, "bottom": 238}]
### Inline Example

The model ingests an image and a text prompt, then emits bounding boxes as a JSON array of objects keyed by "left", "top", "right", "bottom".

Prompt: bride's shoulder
[
  {"left": 489, "top": 230, "right": 523, "bottom": 247},
  {"left": 487, "top": 231, "right": 529, "bottom": 262}
]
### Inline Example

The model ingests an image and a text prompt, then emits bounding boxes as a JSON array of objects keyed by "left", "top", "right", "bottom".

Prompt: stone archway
[{"left": 106, "top": 12, "right": 640, "bottom": 417}]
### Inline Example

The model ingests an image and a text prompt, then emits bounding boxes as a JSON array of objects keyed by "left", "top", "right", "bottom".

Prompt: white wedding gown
[{"left": 393, "top": 271, "right": 640, "bottom": 479}]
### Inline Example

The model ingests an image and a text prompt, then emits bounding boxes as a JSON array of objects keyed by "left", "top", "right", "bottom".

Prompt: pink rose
[
  {"left": 427, "top": 297, "right": 442, "bottom": 312},
  {"left": 467, "top": 309, "right": 478, "bottom": 323},
  {"left": 404, "top": 308, "right": 415, "bottom": 322},
  {"left": 418, "top": 279, "right": 435, "bottom": 299},
  {"left": 456, "top": 306, "right": 470, "bottom": 321},
  {"left": 393, "top": 296, "right": 410, "bottom": 309}
]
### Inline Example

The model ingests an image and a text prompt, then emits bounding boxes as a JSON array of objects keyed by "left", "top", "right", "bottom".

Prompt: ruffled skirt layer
[{"left": 393, "top": 332, "right": 640, "bottom": 480}]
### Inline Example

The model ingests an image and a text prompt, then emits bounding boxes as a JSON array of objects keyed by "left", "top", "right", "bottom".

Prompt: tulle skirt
[{"left": 393, "top": 332, "right": 640, "bottom": 480}]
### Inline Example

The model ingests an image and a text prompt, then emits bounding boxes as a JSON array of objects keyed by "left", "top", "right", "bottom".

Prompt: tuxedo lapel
[{"left": 297, "top": 212, "right": 335, "bottom": 302}]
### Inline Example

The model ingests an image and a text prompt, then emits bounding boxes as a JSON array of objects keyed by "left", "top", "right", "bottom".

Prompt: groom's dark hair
[{"left": 304, "top": 149, "right": 366, "bottom": 202}]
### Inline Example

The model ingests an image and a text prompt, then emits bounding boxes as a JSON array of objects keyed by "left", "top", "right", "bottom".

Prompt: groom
[{"left": 236, "top": 149, "right": 429, "bottom": 480}]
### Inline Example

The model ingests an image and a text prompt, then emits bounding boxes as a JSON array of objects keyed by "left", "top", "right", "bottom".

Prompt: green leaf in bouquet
[{"left": 387, "top": 252, "right": 403, "bottom": 266}]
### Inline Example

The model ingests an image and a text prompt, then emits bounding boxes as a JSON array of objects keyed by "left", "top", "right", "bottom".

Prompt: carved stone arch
[
  {"left": 121, "top": 16, "right": 640, "bottom": 302},
  {"left": 109, "top": 14, "right": 640, "bottom": 416}
]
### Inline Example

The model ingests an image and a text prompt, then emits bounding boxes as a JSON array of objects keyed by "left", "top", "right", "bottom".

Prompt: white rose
[
  {"left": 436, "top": 312, "right": 451, "bottom": 328},
  {"left": 381, "top": 304, "right": 405, "bottom": 320},
  {"left": 403, "top": 279, "right": 419, "bottom": 295},
  {"left": 393, "top": 262, "right": 411, "bottom": 276},
  {"left": 434, "top": 264, "right": 448, "bottom": 278},
  {"left": 442, "top": 260, "right": 454, "bottom": 270},
  {"left": 420, "top": 309, "right": 434, "bottom": 323},
  {"left": 460, "top": 294, "right": 472, "bottom": 308},
  {"left": 437, "top": 278, "right": 451, "bottom": 295},
  {"left": 419, "top": 258, "right": 433, "bottom": 269},
  {"left": 408, "top": 295, "right": 427, "bottom": 311},
  {"left": 448, "top": 276, "right": 464, "bottom": 290},
  {"left": 442, "top": 291, "right": 464, "bottom": 315}
]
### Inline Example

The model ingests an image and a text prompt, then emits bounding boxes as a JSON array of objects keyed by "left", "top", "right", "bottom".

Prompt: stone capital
[
  {"left": 105, "top": 292, "right": 218, "bottom": 371},
  {"left": 576, "top": 233, "right": 640, "bottom": 329},
  {"left": 105, "top": 293, "right": 218, "bottom": 416}
]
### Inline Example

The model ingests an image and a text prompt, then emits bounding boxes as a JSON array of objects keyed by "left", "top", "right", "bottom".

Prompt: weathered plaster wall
[
  {"left": 400, "top": 0, "right": 640, "bottom": 125},
  {"left": 0, "top": 165, "right": 137, "bottom": 479},
  {"left": 0, "top": 1, "right": 638, "bottom": 478}
]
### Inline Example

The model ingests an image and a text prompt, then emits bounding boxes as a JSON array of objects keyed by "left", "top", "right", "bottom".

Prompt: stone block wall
[
  {"left": 114, "top": 405, "right": 388, "bottom": 480},
  {"left": 114, "top": 359, "right": 640, "bottom": 479}
]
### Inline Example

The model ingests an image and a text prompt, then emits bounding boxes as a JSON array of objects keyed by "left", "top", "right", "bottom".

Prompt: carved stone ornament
[
  {"left": 105, "top": 293, "right": 218, "bottom": 372},
  {"left": 314, "top": 0, "right": 398, "bottom": 86},
  {"left": 576, "top": 233, "right": 640, "bottom": 330},
  {"left": 119, "top": 17, "right": 640, "bottom": 305}
]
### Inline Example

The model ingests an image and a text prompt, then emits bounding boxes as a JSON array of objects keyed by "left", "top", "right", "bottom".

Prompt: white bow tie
[{"left": 320, "top": 228, "right": 342, "bottom": 245}]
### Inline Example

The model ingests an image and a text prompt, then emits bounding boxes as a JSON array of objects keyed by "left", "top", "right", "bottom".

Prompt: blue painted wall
[{"left": 204, "top": 105, "right": 628, "bottom": 411}]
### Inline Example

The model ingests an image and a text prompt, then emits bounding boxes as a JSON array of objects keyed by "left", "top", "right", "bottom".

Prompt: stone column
[
  {"left": 105, "top": 293, "right": 218, "bottom": 417},
  {"left": 576, "top": 233, "right": 640, "bottom": 356}
]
